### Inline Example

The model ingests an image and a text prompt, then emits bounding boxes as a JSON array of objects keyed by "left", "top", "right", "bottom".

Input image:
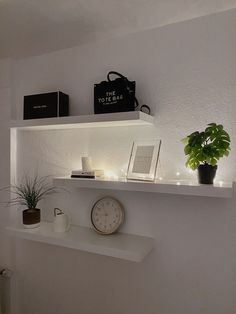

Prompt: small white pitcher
[{"left": 53, "top": 208, "right": 70, "bottom": 233}]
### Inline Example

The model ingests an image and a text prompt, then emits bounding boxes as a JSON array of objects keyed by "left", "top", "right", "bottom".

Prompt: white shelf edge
[
  {"left": 53, "top": 177, "right": 233, "bottom": 198},
  {"left": 10, "top": 111, "right": 154, "bottom": 130},
  {"left": 6, "top": 222, "right": 154, "bottom": 262}
]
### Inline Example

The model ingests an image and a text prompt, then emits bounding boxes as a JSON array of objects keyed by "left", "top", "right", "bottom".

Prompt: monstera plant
[{"left": 182, "top": 123, "right": 231, "bottom": 184}]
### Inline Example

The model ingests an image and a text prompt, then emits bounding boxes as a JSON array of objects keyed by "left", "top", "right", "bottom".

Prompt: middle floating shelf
[{"left": 53, "top": 177, "right": 233, "bottom": 198}]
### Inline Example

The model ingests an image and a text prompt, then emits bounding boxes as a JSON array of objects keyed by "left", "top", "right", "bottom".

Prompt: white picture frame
[{"left": 127, "top": 140, "right": 161, "bottom": 182}]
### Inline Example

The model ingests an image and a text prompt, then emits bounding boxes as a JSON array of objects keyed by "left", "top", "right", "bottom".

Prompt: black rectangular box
[
  {"left": 24, "top": 91, "right": 69, "bottom": 120},
  {"left": 94, "top": 79, "right": 136, "bottom": 114}
]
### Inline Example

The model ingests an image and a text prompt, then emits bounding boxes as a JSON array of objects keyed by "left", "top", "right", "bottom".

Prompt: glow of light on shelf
[
  {"left": 105, "top": 170, "right": 118, "bottom": 180},
  {"left": 120, "top": 168, "right": 127, "bottom": 178},
  {"left": 158, "top": 177, "right": 163, "bottom": 181},
  {"left": 188, "top": 169, "right": 194, "bottom": 174},
  {"left": 176, "top": 172, "right": 180, "bottom": 177},
  {"left": 176, "top": 181, "right": 181, "bottom": 185}
]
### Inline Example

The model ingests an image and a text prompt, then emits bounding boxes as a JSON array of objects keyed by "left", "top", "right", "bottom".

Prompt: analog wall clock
[{"left": 91, "top": 197, "right": 125, "bottom": 235}]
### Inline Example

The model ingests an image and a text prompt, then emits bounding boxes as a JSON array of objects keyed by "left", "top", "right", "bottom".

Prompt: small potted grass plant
[
  {"left": 182, "top": 123, "right": 231, "bottom": 184},
  {"left": 9, "top": 175, "right": 57, "bottom": 228}
]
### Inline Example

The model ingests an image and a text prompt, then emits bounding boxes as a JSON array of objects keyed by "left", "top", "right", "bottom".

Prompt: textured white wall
[
  {"left": 0, "top": 59, "right": 14, "bottom": 314},
  {"left": 0, "top": 59, "right": 11, "bottom": 267},
  {"left": 2, "top": 0, "right": 236, "bottom": 58},
  {"left": 7, "top": 9, "right": 236, "bottom": 314}
]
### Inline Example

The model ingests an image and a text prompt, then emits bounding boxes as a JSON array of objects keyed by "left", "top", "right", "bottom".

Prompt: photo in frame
[{"left": 127, "top": 140, "right": 161, "bottom": 181}]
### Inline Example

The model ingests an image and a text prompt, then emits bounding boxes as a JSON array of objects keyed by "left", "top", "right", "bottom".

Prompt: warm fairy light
[
  {"left": 120, "top": 168, "right": 127, "bottom": 178},
  {"left": 176, "top": 172, "right": 180, "bottom": 177},
  {"left": 188, "top": 169, "right": 194, "bottom": 174},
  {"left": 176, "top": 181, "right": 181, "bottom": 185},
  {"left": 105, "top": 170, "right": 118, "bottom": 180},
  {"left": 158, "top": 177, "right": 163, "bottom": 181}
]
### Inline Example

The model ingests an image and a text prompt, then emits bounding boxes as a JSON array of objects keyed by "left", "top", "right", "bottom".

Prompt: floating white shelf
[
  {"left": 53, "top": 177, "right": 233, "bottom": 198},
  {"left": 10, "top": 111, "right": 154, "bottom": 131},
  {"left": 7, "top": 222, "right": 154, "bottom": 262}
]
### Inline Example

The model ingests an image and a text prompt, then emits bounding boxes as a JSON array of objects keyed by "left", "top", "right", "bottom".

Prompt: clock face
[{"left": 91, "top": 197, "right": 124, "bottom": 235}]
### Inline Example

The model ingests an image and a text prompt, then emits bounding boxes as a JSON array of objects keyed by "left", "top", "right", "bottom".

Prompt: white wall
[
  {"left": 5, "top": 9, "right": 236, "bottom": 314},
  {"left": 0, "top": 59, "right": 13, "bottom": 314},
  {"left": 0, "top": 59, "right": 12, "bottom": 267}
]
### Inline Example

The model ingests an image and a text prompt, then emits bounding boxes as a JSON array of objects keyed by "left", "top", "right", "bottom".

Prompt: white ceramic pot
[{"left": 53, "top": 208, "right": 70, "bottom": 233}]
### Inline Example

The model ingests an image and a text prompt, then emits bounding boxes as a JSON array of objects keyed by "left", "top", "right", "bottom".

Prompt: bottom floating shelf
[{"left": 7, "top": 222, "right": 154, "bottom": 262}]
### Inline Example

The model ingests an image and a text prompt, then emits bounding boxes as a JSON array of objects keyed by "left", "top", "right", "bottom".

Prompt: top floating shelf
[{"left": 10, "top": 111, "right": 154, "bottom": 131}]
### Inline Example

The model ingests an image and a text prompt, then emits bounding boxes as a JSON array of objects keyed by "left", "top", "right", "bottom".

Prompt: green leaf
[
  {"left": 207, "top": 123, "right": 217, "bottom": 127},
  {"left": 224, "top": 150, "right": 230, "bottom": 157},
  {"left": 182, "top": 123, "right": 231, "bottom": 169},
  {"left": 184, "top": 145, "right": 191, "bottom": 155},
  {"left": 181, "top": 137, "right": 189, "bottom": 145}
]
